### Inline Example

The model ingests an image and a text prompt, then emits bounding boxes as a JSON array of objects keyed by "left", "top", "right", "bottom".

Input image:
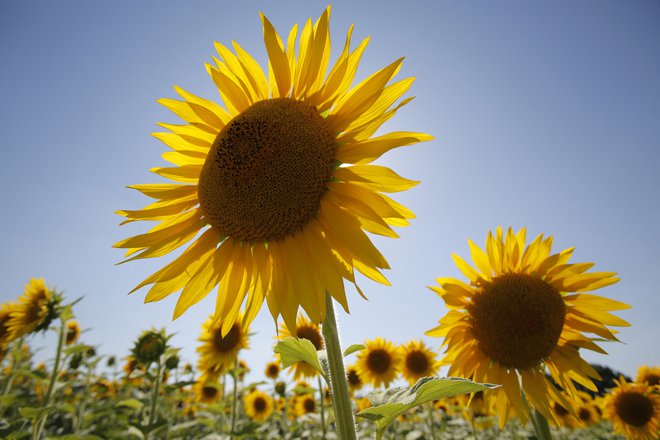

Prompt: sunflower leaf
[
  {"left": 343, "top": 344, "right": 366, "bottom": 357},
  {"left": 273, "top": 337, "right": 326, "bottom": 381},
  {"left": 357, "top": 376, "right": 498, "bottom": 432}
]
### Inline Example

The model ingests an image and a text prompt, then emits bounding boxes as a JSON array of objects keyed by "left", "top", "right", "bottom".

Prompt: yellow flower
[
  {"left": 400, "top": 339, "right": 439, "bottom": 385},
  {"left": 194, "top": 376, "right": 222, "bottom": 404},
  {"left": 636, "top": 365, "right": 660, "bottom": 387},
  {"left": 114, "top": 6, "right": 432, "bottom": 335},
  {"left": 197, "top": 314, "right": 248, "bottom": 377},
  {"left": 264, "top": 360, "right": 281, "bottom": 380},
  {"left": 65, "top": 320, "right": 80, "bottom": 346},
  {"left": 427, "top": 227, "right": 630, "bottom": 428},
  {"left": 293, "top": 394, "right": 316, "bottom": 417},
  {"left": 7, "top": 278, "right": 52, "bottom": 337},
  {"left": 356, "top": 337, "right": 402, "bottom": 388},
  {"left": 244, "top": 389, "right": 274, "bottom": 422},
  {"left": 574, "top": 392, "right": 600, "bottom": 427},
  {"left": 278, "top": 314, "right": 324, "bottom": 379},
  {"left": 346, "top": 364, "right": 363, "bottom": 395},
  {"left": 355, "top": 396, "right": 372, "bottom": 412},
  {"left": 604, "top": 378, "right": 660, "bottom": 440},
  {"left": 0, "top": 303, "right": 18, "bottom": 346}
]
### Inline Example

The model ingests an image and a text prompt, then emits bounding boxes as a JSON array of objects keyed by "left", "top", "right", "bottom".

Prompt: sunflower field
[{"left": 2, "top": 2, "right": 659, "bottom": 440}]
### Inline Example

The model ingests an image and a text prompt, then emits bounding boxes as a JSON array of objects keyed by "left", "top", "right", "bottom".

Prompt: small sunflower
[
  {"left": 7, "top": 278, "right": 58, "bottom": 338},
  {"left": 278, "top": 314, "right": 324, "bottom": 379},
  {"left": 604, "top": 378, "right": 660, "bottom": 440},
  {"left": 355, "top": 396, "right": 372, "bottom": 412},
  {"left": 194, "top": 376, "right": 222, "bottom": 404},
  {"left": 355, "top": 337, "right": 402, "bottom": 388},
  {"left": 132, "top": 329, "right": 169, "bottom": 366},
  {"left": 294, "top": 394, "right": 317, "bottom": 417},
  {"left": 197, "top": 314, "right": 249, "bottom": 377},
  {"left": 244, "top": 389, "right": 274, "bottom": 422},
  {"left": 264, "top": 360, "right": 281, "bottom": 379},
  {"left": 400, "top": 339, "right": 439, "bottom": 385},
  {"left": 346, "top": 364, "right": 363, "bottom": 395},
  {"left": 237, "top": 359, "right": 250, "bottom": 380},
  {"left": 115, "top": 6, "right": 432, "bottom": 336},
  {"left": 65, "top": 320, "right": 80, "bottom": 346},
  {"left": 575, "top": 395, "right": 599, "bottom": 427},
  {"left": 427, "top": 227, "right": 630, "bottom": 427},
  {"left": 636, "top": 365, "right": 660, "bottom": 387}
]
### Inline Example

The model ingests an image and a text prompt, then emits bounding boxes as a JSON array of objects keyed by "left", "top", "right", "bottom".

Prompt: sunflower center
[
  {"left": 347, "top": 369, "right": 362, "bottom": 387},
  {"left": 202, "top": 385, "right": 218, "bottom": 399},
  {"left": 467, "top": 273, "right": 566, "bottom": 369},
  {"left": 253, "top": 396, "right": 267, "bottom": 412},
  {"left": 553, "top": 402, "right": 569, "bottom": 417},
  {"left": 213, "top": 324, "right": 241, "bottom": 353},
  {"left": 267, "top": 364, "right": 279, "bottom": 377},
  {"left": 405, "top": 350, "right": 430, "bottom": 375},
  {"left": 578, "top": 408, "right": 592, "bottom": 422},
  {"left": 198, "top": 98, "right": 336, "bottom": 243},
  {"left": 303, "top": 397, "right": 316, "bottom": 413},
  {"left": 297, "top": 325, "right": 324, "bottom": 350},
  {"left": 644, "top": 374, "right": 660, "bottom": 386},
  {"left": 616, "top": 392, "right": 654, "bottom": 427},
  {"left": 366, "top": 349, "right": 392, "bottom": 374}
]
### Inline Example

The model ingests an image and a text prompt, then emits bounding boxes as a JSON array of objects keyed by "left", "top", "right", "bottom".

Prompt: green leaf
[
  {"left": 273, "top": 337, "right": 326, "bottom": 380},
  {"left": 343, "top": 344, "right": 365, "bottom": 357},
  {"left": 18, "top": 406, "right": 54, "bottom": 419},
  {"left": 357, "top": 376, "right": 498, "bottom": 433},
  {"left": 116, "top": 398, "right": 144, "bottom": 411}
]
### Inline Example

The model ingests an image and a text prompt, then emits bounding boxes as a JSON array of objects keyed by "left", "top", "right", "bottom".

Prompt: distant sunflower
[
  {"left": 0, "top": 303, "right": 17, "bottom": 346},
  {"left": 194, "top": 376, "right": 222, "bottom": 404},
  {"left": 132, "top": 329, "right": 168, "bottom": 365},
  {"left": 604, "top": 378, "right": 660, "bottom": 440},
  {"left": 400, "top": 340, "right": 439, "bottom": 385},
  {"left": 65, "top": 320, "right": 80, "bottom": 346},
  {"left": 427, "top": 227, "right": 630, "bottom": 427},
  {"left": 264, "top": 360, "right": 281, "bottom": 380},
  {"left": 197, "top": 314, "right": 248, "bottom": 377},
  {"left": 244, "top": 389, "right": 274, "bottom": 422},
  {"left": 636, "top": 365, "right": 660, "bottom": 387},
  {"left": 278, "top": 314, "right": 324, "bottom": 379},
  {"left": 346, "top": 364, "right": 363, "bottom": 395},
  {"left": 355, "top": 337, "right": 402, "bottom": 388},
  {"left": 114, "top": 6, "right": 432, "bottom": 336},
  {"left": 294, "top": 394, "right": 316, "bottom": 417},
  {"left": 7, "top": 278, "right": 55, "bottom": 338}
]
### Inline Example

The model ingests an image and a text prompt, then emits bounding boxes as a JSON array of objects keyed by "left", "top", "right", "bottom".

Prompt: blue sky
[{"left": 1, "top": 0, "right": 658, "bottom": 383}]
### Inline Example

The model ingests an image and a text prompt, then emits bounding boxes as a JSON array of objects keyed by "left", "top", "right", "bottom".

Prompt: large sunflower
[
  {"left": 278, "top": 314, "right": 324, "bottom": 380},
  {"left": 197, "top": 314, "right": 249, "bottom": 377},
  {"left": 7, "top": 278, "right": 53, "bottom": 338},
  {"left": 400, "top": 339, "right": 439, "bottom": 385},
  {"left": 604, "top": 378, "right": 660, "bottom": 440},
  {"left": 426, "top": 227, "right": 630, "bottom": 428},
  {"left": 114, "top": 6, "right": 432, "bottom": 335},
  {"left": 355, "top": 337, "right": 402, "bottom": 388}
]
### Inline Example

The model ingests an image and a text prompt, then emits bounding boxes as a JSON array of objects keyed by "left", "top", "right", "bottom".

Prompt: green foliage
[{"left": 273, "top": 337, "right": 327, "bottom": 381}]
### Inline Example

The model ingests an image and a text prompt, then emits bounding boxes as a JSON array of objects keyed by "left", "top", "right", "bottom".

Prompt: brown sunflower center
[
  {"left": 578, "top": 408, "right": 592, "bottom": 422},
  {"left": 366, "top": 349, "right": 392, "bottom": 374},
  {"left": 213, "top": 324, "right": 241, "bottom": 353},
  {"left": 297, "top": 325, "right": 324, "bottom": 350},
  {"left": 405, "top": 350, "right": 430, "bottom": 375},
  {"left": 303, "top": 397, "right": 316, "bottom": 413},
  {"left": 267, "top": 364, "right": 279, "bottom": 377},
  {"left": 644, "top": 374, "right": 660, "bottom": 386},
  {"left": 202, "top": 385, "right": 218, "bottom": 399},
  {"left": 253, "top": 396, "right": 267, "bottom": 412},
  {"left": 347, "top": 369, "right": 362, "bottom": 387},
  {"left": 198, "top": 97, "right": 336, "bottom": 243},
  {"left": 467, "top": 273, "right": 566, "bottom": 369},
  {"left": 616, "top": 392, "right": 654, "bottom": 427},
  {"left": 553, "top": 402, "right": 569, "bottom": 417}
]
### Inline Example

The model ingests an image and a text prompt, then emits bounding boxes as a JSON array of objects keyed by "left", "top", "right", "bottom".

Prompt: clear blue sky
[{"left": 1, "top": 0, "right": 658, "bottom": 383}]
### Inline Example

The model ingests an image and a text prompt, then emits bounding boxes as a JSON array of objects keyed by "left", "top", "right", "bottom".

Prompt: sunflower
[
  {"left": 355, "top": 337, "right": 402, "bottom": 388},
  {"left": 132, "top": 329, "right": 168, "bottom": 365},
  {"left": 65, "top": 320, "right": 80, "bottom": 346},
  {"left": 197, "top": 314, "right": 248, "bottom": 377},
  {"left": 426, "top": 227, "right": 630, "bottom": 428},
  {"left": 0, "top": 303, "right": 18, "bottom": 347},
  {"left": 278, "top": 314, "right": 324, "bottom": 379},
  {"left": 346, "top": 364, "right": 363, "bottom": 395},
  {"left": 574, "top": 392, "right": 599, "bottom": 427},
  {"left": 114, "top": 6, "right": 432, "bottom": 336},
  {"left": 244, "top": 389, "right": 275, "bottom": 422},
  {"left": 264, "top": 360, "right": 281, "bottom": 379},
  {"left": 605, "top": 378, "right": 660, "bottom": 440},
  {"left": 7, "top": 278, "right": 55, "bottom": 338},
  {"left": 636, "top": 365, "right": 660, "bottom": 387},
  {"left": 355, "top": 396, "right": 372, "bottom": 412},
  {"left": 294, "top": 394, "right": 317, "bottom": 417},
  {"left": 400, "top": 339, "right": 439, "bottom": 385},
  {"left": 194, "top": 376, "right": 222, "bottom": 404}
]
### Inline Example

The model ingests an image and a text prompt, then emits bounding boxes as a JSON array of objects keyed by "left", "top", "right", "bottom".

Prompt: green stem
[
  {"left": 321, "top": 293, "right": 357, "bottom": 440},
  {"left": 230, "top": 364, "right": 238, "bottom": 439},
  {"left": 530, "top": 409, "right": 553, "bottom": 440},
  {"left": 75, "top": 364, "right": 93, "bottom": 433},
  {"left": 33, "top": 318, "right": 66, "bottom": 440},
  {"left": 318, "top": 375, "right": 327, "bottom": 440},
  {"left": 147, "top": 358, "right": 163, "bottom": 437},
  {"left": 426, "top": 403, "right": 436, "bottom": 440}
]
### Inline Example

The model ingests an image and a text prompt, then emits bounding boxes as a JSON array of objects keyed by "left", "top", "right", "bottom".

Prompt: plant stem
[
  {"left": 321, "top": 293, "right": 357, "bottom": 440},
  {"left": 32, "top": 318, "right": 66, "bottom": 440},
  {"left": 147, "top": 358, "right": 163, "bottom": 438},
  {"left": 75, "top": 363, "right": 93, "bottom": 433},
  {"left": 427, "top": 403, "right": 436, "bottom": 440},
  {"left": 230, "top": 363, "right": 238, "bottom": 439},
  {"left": 530, "top": 409, "right": 553, "bottom": 440},
  {"left": 318, "top": 375, "right": 327, "bottom": 440}
]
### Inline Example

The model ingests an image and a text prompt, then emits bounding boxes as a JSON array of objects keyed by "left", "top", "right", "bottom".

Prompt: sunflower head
[
  {"left": 7, "top": 278, "right": 61, "bottom": 338},
  {"left": 604, "top": 377, "right": 660, "bottom": 440},
  {"left": 346, "top": 364, "right": 363, "bottom": 395},
  {"left": 294, "top": 394, "right": 316, "bottom": 417},
  {"left": 400, "top": 340, "right": 439, "bottom": 385},
  {"left": 194, "top": 376, "right": 222, "bottom": 404},
  {"left": 115, "top": 6, "right": 432, "bottom": 336},
  {"left": 132, "top": 329, "right": 169, "bottom": 366},
  {"left": 426, "top": 227, "right": 631, "bottom": 428},
  {"left": 264, "top": 360, "right": 281, "bottom": 379},
  {"left": 278, "top": 314, "right": 325, "bottom": 379},
  {"left": 0, "top": 303, "right": 18, "bottom": 346},
  {"left": 356, "top": 337, "right": 402, "bottom": 388},
  {"left": 636, "top": 365, "right": 660, "bottom": 387},
  {"left": 165, "top": 353, "right": 180, "bottom": 370},
  {"left": 65, "top": 320, "right": 80, "bottom": 346},
  {"left": 275, "top": 381, "right": 287, "bottom": 397},
  {"left": 197, "top": 314, "right": 249, "bottom": 377},
  {"left": 244, "top": 389, "right": 274, "bottom": 422}
]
